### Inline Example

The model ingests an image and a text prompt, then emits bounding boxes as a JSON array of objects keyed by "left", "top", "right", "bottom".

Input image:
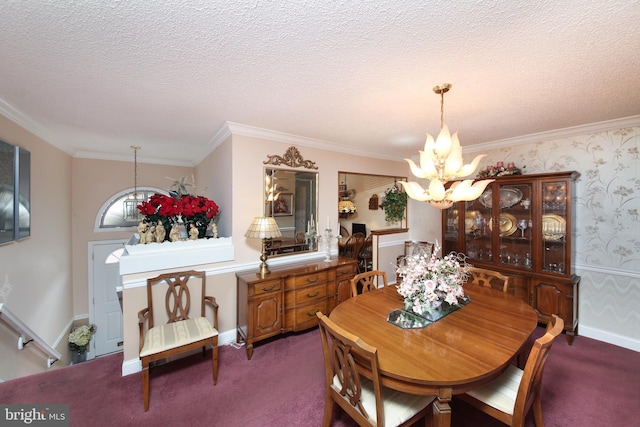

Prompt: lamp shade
[
  {"left": 244, "top": 217, "right": 282, "bottom": 239},
  {"left": 338, "top": 200, "right": 357, "bottom": 214}
]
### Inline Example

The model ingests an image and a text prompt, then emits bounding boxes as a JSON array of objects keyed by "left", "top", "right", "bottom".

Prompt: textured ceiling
[{"left": 1, "top": 0, "right": 639, "bottom": 165}]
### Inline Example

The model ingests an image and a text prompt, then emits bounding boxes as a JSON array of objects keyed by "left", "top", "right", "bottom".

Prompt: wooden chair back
[
  {"left": 145, "top": 270, "right": 206, "bottom": 329},
  {"left": 458, "top": 314, "right": 564, "bottom": 427},
  {"left": 512, "top": 314, "right": 564, "bottom": 425},
  {"left": 350, "top": 270, "right": 388, "bottom": 297},
  {"left": 316, "top": 312, "right": 433, "bottom": 426},
  {"left": 357, "top": 234, "right": 374, "bottom": 272},
  {"left": 138, "top": 270, "right": 219, "bottom": 411},
  {"left": 340, "top": 232, "right": 365, "bottom": 259},
  {"left": 466, "top": 266, "right": 511, "bottom": 293}
]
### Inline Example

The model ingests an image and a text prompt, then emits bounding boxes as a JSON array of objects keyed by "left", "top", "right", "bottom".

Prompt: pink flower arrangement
[{"left": 396, "top": 241, "right": 469, "bottom": 314}]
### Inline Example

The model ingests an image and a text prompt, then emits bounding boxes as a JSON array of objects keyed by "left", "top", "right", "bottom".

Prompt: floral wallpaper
[
  {"left": 478, "top": 125, "right": 640, "bottom": 347},
  {"left": 481, "top": 126, "right": 640, "bottom": 271}
]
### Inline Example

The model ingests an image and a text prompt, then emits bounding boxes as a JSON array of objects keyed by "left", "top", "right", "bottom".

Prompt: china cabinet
[
  {"left": 236, "top": 257, "right": 357, "bottom": 359},
  {"left": 442, "top": 171, "right": 580, "bottom": 343}
]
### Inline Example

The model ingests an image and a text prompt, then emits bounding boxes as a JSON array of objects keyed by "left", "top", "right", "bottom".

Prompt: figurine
[
  {"left": 210, "top": 223, "right": 218, "bottom": 239},
  {"left": 169, "top": 224, "right": 181, "bottom": 242},
  {"left": 145, "top": 225, "right": 156, "bottom": 244},
  {"left": 188, "top": 223, "right": 199, "bottom": 240},
  {"left": 154, "top": 222, "right": 166, "bottom": 243},
  {"left": 137, "top": 221, "right": 149, "bottom": 244}
]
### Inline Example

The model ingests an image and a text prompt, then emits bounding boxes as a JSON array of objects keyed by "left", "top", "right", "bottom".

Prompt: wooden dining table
[{"left": 328, "top": 284, "right": 538, "bottom": 427}]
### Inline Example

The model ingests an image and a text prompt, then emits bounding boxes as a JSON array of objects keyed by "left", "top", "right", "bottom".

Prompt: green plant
[
  {"left": 381, "top": 185, "right": 408, "bottom": 223},
  {"left": 68, "top": 324, "right": 96, "bottom": 353}
]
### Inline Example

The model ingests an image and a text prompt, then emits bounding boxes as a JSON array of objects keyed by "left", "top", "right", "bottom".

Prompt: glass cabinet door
[
  {"left": 541, "top": 180, "right": 568, "bottom": 274},
  {"left": 442, "top": 207, "right": 459, "bottom": 255},
  {"left": 495, "top": 182, "right": 533, "bottom": 269},
  {"left": 462, "top": 191, "right": 491, "bottom": 262}
]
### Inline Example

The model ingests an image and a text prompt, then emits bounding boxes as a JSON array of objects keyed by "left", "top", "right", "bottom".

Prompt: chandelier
[{"left": 399, "top": 83, "right": 494, "bottom": 209}]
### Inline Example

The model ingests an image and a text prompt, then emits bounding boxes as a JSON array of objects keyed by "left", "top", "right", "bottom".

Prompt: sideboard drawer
[
  {"left": 291, "top": 271, "right": 328, "bottom": 288},
  {"left": 291, "top": 300, "right": 327, "bottom": 330},
  {"left": 251, "top": 279, "right": 281, "bottom": 296},
  {"left": 336, "top": 263, "right": 357, "bottom": 278},
  {"left": 285, "top": 283, "right": 327, "bottom": 306}
]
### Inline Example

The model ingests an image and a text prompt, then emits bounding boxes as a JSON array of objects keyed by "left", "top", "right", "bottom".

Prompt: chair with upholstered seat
[
  {"left": 350, "top": 270, "right": 389, "bottom": 297},
  {"left": 316, "top": 312, "right": 434, "bottom": 427},
  {"left": 396, "top": 241, "right": 434, "bottom": 281},
  {"left": 456, "top": 314, "right": 564, "bottom": 427},
  {"left": 466, "top": 266, "right": 512, "bottom": 293},
  {"left": 138, "top": 270, "right": 219, "bottom": 411}
]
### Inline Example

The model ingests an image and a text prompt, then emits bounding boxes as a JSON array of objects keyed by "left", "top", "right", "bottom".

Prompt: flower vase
[
  {"left": 71, "top": 347, "right": 87, "bottom": 364},
  {"left": 404, "top": 300, "right": 460, "bottom": 322}
]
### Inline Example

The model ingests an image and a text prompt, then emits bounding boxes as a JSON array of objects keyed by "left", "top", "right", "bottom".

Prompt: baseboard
[
  {"left": 121, "top": 328, "right": 237, "bottom": 376},
  {"left": 579, "top": 325, "right": 640, "bottom": 352}
]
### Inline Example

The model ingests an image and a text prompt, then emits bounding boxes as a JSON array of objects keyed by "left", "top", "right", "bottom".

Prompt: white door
[{"left": 91, "top": 241, "right": 126, "bottom": 356}]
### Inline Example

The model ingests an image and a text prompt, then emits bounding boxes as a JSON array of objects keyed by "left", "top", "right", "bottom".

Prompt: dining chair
[
  {"left": 316, "top": 312, "right": 434, "bottom": 427},
  {"left": 350, "top": 270, "right": 389, "bottom": 297},
  {"left": 357, "top": 234, "right": 374, "bottom": 272},
  {"left": 138, "top": 270, "right": 219, "bottom": 411},
  {"left": 466, "top": 266, "right": 512, "bottom": 294},
  {"left": 340, "top": 232, "right": 365, "bottom": 260},
  {"left": 456, "top": 314, "right": 565, "bottom": 427},
  {"left": 396, "top": 241, "right": 434, "bottom": 281}
]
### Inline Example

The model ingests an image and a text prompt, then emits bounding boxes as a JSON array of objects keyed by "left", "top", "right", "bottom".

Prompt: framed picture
[{"left": 272, "top": 193, "right": 293, "bottom": 216}]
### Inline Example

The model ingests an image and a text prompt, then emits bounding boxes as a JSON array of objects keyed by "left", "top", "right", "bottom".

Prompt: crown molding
[
  {"left": 222, "top": 121, "right": 403, "bottom": 161},
  {"left": 464, "top": 115, "right": 640, "bottom": 153},
  {"left": 0, "top": 98, "right": 75, "bottom": 156}
]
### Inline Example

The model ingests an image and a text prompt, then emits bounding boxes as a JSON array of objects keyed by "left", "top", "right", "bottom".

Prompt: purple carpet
[{"left": 0, "top": 327, "right": 638, "bottom": 426}]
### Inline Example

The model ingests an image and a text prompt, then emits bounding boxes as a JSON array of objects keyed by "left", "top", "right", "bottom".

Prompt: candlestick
[{"left": 324, "top": 228, "right": 332, "bottom": 261}]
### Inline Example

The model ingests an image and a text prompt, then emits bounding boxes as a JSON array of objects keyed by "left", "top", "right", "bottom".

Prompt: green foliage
[{"left": 381, "top": 185, "right": 407, "bottom": 223}]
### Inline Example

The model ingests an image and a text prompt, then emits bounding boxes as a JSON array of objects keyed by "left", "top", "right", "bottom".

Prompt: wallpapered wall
[{"left": 478, "top": 126, "right": 640, "bottom": 348}]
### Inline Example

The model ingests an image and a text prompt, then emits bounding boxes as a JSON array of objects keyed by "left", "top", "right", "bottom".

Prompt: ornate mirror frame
[{"left": 263, "top": 147, "right": 319, "bottom": 257}]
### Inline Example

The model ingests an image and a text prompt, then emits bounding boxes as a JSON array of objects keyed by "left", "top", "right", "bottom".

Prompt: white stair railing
[{"left": 0, "top": 303, "right": 61, "bottom": 368}]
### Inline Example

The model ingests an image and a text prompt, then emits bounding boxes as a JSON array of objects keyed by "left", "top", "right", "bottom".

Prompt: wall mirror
[
  {"left": 0, "top": 140, "right": 30, "bottom": 244},
  {"left": 338, "top": 172, "right": 407, "bottom": 237},
  {"left": 264, "top": 168, "right": 318, "bottom": 256}
]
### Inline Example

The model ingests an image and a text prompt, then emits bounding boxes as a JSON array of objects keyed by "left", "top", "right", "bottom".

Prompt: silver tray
[{"left": 479, "top": 187, "right": 523, "bottom": 209}]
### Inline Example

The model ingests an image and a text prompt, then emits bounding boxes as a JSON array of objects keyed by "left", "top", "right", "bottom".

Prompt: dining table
[{"left": 328, "top": 283, "right": 538, "bottom": 427}]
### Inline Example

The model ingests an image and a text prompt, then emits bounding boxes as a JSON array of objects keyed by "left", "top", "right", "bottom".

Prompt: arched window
[{"left": 96, "top": 187, "right": 167, "bottom": 231}]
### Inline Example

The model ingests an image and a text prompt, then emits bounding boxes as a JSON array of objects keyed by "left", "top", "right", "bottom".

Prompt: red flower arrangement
[{"left": 137, "top": 193, "right": 219, "bottom": 240}]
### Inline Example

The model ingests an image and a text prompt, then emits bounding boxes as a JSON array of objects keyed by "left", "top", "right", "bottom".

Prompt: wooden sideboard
[{"left": 236, "top": 257, "right": 358, "bottom": 359}]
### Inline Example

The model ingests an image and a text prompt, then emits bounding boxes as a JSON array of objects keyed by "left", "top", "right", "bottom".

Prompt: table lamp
[{"left": 245, "top": 216, "right": 282, "bottom": 276}]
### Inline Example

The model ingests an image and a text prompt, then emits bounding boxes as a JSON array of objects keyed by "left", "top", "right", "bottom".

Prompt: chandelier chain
[
  {"left": 440, "top": 90, "right": 445, "bottom": 130},
  {"left": 131, "top": 145, "right": 141, "bottom": 197}
]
